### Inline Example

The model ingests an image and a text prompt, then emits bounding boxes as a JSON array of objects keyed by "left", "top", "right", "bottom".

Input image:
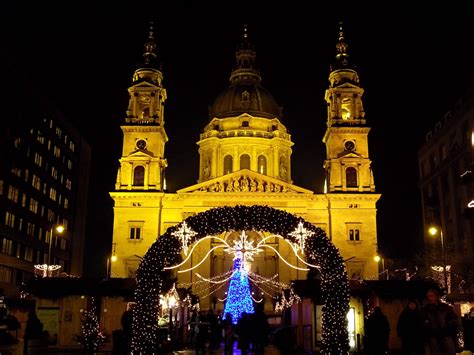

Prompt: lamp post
[
  {"left": 374, "top": 255, "right": 386, "bottom": 280},
  {"left": 106, "top": 243, "right": 117, "bottom": 279},
  {"left": 48, "top": 225, "right": 64, "bottom": 267},
  {"left": 429, "top": 226, "right": 449, "bottom": 293}
]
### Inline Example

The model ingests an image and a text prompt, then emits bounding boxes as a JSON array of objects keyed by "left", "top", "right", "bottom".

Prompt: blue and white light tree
[{"left": 223, "top": 257, "right": 254, "bottom": 324}]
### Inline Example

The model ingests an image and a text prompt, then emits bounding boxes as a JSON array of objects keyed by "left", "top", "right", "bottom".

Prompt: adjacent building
[
  {"left": 418, "top": 89, "right": 474, "bottom": 282},
  {"left": 0, "top": 60, "right": 91, "bottom": 296},
  {"left": 110, "top": 25, "right": 381, "bottom": 310}
]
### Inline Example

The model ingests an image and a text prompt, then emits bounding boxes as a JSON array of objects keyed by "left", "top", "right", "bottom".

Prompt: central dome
[
  {"left": 210, "top": 83, "right": 281, "bottom": 119},
  {"left": 209, "top": 34, "right": 282, "bottom": 120}
]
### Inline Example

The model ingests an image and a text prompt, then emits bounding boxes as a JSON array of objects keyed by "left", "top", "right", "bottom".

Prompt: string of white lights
[
  {"left": 195, "top": 271, "right": 235, "bottom": 284},
  {"left": 177, "top": 245, "right": 227, "bottom": 273},
  {"left": 259, "top": 244, "right": 309, "bottom": 271}
]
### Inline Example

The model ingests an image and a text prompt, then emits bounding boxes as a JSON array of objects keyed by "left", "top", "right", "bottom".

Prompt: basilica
[{"left": 110, "top": 24, "right": 380, "bottom": 310}]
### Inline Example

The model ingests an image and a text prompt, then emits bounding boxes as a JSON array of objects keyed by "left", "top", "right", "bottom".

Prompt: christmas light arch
[{"left": 132, "top": 205, "right": 349, "bottom": 354}]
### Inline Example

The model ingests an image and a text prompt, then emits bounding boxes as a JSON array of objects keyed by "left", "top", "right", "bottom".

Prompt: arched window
[
  {"left": 134, "top": 166, "right": 145, "bottom": 186},
  {"left": 223, "top": 155, "right": 233, "bottom": 174},
  {"left": 346, "top": 167, "right": 358, "bottom": 187},
  {"left": 141, "top": 108, "right": 150, "bottom": 119},
  {"left": 240, "top": 154, "right": 250, "bottom": 170},
  {"left": 257, "top": 155, "right": 267, "bottom": 175}
]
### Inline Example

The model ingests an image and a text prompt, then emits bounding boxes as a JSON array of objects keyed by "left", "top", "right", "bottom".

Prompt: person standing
[
  {"left": 365, "top": 306, "right": 390, "bottom": 354},
  {"left": 421, "top": 288, "right": 460, "bottom": 355},
  {"left": 397, "top": 299, "right": 425, "bottom": 355}
]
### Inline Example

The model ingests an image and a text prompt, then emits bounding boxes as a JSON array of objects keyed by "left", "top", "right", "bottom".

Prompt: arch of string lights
[{"left": 132, "top": 205, "right": 349, "bottom": 354}]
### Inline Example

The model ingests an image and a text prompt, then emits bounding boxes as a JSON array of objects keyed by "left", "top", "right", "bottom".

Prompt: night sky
[{"left": 3, "top": 4, "right": 474, "bottom": 277}]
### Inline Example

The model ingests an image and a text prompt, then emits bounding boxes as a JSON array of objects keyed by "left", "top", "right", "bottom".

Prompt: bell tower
[
  {"left": 115, "top": 22, "right": 168, "bottom": 191},
  {"left": 323, "top": 23, "right": 375, "bottom": 193}
]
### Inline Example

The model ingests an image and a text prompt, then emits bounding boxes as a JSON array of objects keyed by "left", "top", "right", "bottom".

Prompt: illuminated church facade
[{"left": 110, "top": 25, "right": 380, "bottom": 310}]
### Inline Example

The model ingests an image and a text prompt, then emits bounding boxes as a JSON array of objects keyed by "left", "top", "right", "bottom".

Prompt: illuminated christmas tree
[
  {"left": 224, "top": 257, "right": 254, "bottom": 324},
  {"left": 74, "top": 297, "right": 108, "bottom": 354}
]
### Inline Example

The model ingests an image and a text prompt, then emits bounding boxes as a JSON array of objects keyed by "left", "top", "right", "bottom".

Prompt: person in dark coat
[
  {"left": 24, "top": 309, "right": 44, "bottom": 354},
  {"left": 421, "top": 289, "right": 460, "bottom": 355},
  {"left": 365, "top": 306, "right": 390, "bottom": 354},
  {"left": 397, "top": 299, "right": 425, "bottom": 355}
]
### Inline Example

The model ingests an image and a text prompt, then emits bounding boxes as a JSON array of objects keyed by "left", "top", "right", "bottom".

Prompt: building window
[
  {"left": 51, "top": 166, "right": 58, "bottom": 179},
  {"left": 65, "top": 179, "right": 72, "bottom": 190},
  {"left": 18, "top": 218, "right": 23, "bottom": 232},
  {"left": 27, "top": 222, "right": 35, "bottom": 236},
  {"left": 11, "top": 167, "right": 21, "bottom": 177},
  {"left": 16, "top": 243, "right": 23, "bottom": 259},
  {"left": 69, "top": 141, "right": 75, "bottom": 152},
  {"left": 0, "top": 266, "right": 12, "bottom": 283},
  {"left": 47, "top": 209, "right": 55, "bottom": 223},
  {"left": 129, "top": 227, "right": 141, "bottom": 240},
  {"left": 257, "top": 155, "right": 267, "bottom": 175},
  {"left": 60, "top": 238, "right": 67, "bottom": 251},
  {"left": 1, "top": 238, "right": 13, "bottom": 255},
  {"left": 29, "top": 198, "right": 38, "bottom": 214},
  {"left": 7, "top": 186, "right": 19, "bottom": 203},
  {"left": 67, "top": 160, "right": 73, "bottom": 170},
  {"left": 346, "top": 167, "right": 358, "bottom": 188},
  {"left": 32, "top": 175, "right": 41, "bottom": 190},
  {"left": 24, "top": 247, "right": 33, "bottom": 261},
  {"left": 141, "top": 108, "right": 150, "bottom": 119},
  {"left": 241, "top": 121, "right": 249, "bottom": 127},
  {"left": 5, "top": 212, "right": 15, "bottom": 228},
  {"left": 0, "top": 180, "right": 3, "bottom": 195},
  {"left": 24, "top": 169, "right": 29, "bottom": 182},
  {"left": 341, "top": 97, "right": 352, "bottom": 120},
  {"left": 34, "top": 153, "right": 43, "bottom": 167},
  {"left": 347, "top": 224, "right": 362, "bottom": 241},
  {"left": 223, "top": 155, "right": 233, "bottom": 174},
  {"left": 133, "top": 166, "right": 145, "bottom": 186},
  {"left": 37, "top": 131, "right": 45, "bottom": 144},
  {"left": 14, "top": 138, "right": 21, "bottom": 148},
  {"left": 55, "top": 127, "right": 62, "bottom": 138},
  {"left": 52, "top": 146, "right": 60, "bottom": 158},
  {"left": 64, "top": 198, "right": 69, "bottom": 209},
  {"left": 49, "top": 187, "right": 57, "bottom": 201},
  {"left": 240, "top": 154, "right": 250, "bottom": 170}
]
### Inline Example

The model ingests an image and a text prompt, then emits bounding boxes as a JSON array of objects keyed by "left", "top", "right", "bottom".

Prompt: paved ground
[{"left": 172, "top": 342, "right": 281, "bottom": 354}]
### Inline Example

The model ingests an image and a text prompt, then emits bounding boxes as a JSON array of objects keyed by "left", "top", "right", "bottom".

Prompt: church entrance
[{"left": 132, "top": 205, "right": 350, "bottom": 354}]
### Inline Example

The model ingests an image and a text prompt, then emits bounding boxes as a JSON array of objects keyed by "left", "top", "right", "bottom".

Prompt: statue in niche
[
  {"left": 233, "top": 177, "right": 240, "bottom": 191},
  {"left": 216, "top": 182, "right": 224, "bottom": 192},
  {"left": 274, "top": 184, "right": 282, "bottom": 193},
  {"left": 279, "top": 156, "right": 288, "bottom": 180},
  {"left": 249, "top": 178, "right": 257, "bottom": 192},
  {"left": 241, "top": 177, "right": 249, "bottom": 192},
  {"left": 257, "top": 180, "right": 265, "bottom": 192},
  {"left": 226, "top": 180, "right": 233, "bottom": 192},
  {"left": 202, "top": 155, "right": 211, "bottom": 180}
]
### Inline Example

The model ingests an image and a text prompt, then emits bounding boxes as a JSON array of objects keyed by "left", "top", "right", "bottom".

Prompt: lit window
[
  {"left": 60, "top": 239, "right": 67, "bottom": 250},
  {"left": 0, "top": 180, "right": 3, "bottom": 195},
  {"left": 0, "top": 266, "right": 12, "bottom": 282},
  {"left": 49, "top": 187, "right": 57, "bottom": 201},
  {"left": 129, "top": 227, "right": 142, "bottom": 240},
  {"left": 1, "top": 238, "right": 13, "bottom": 255},
  {"left": 65, "top": 179, "right": 72, "bottom": 190},
  {"left": 5, "top": 212, "right": 15, "bottom": 228},
  {"left": 21, "top": 194, "right": 27, "bottom": 207},
  {"left": 51, "top": 166, "right": 58, "bottom": 179},
  {"left": 67, "top": 160, "right": 73, "bottom": 170},
  {"left": 37, "top": 131, "right": 45, "bottom": 144},
  {"left": 69, "top": 141, "right": 75, "bottom": 152},
  {"left": 341, "top": 97, "right": 352, "bottom": 120},
  {"left": 18, "top": 218, "right": 23, "bottom": 232},
  {"left": 47, "top": 209, "right": 55, "bottom": 223},
  {"left": 11, "top": 167, "right": 21, "bottom": 177},
  {"left": 24, "top": 169, "right": 29, "bottom": 182},
  {"left": 43, "top": 183, "right": 47, "bottom": 194},
  {"left": 257, "top": 155, "right": 267, "bottom": 175},
  {"left": 29, "top": 198, "right": 38, "bottom": 214},
  {"left": 7, "top": 186, "right": 19, "bottom": 203},
  {"left": 38, "top": 227, "right": 43, "bottom": 241},
  {"left": 32, "top": 175, "right": 41, "bottom": 190},
  {"left": 55, "top": 127, "right": 62, "bottom": 138},
  {"left": 34, "top": 153, "right": 43, "bottom": 167},
  {"left": 13, "top": 138, "right": 21, "bottom": 148},
  {"left": 24, "top": 247, "right": 33, "bottom": 261},
  {"left": 53, "top": 146, "right": 61, "bottom": 158},
  {"left": 64, "top": 198, "right": 69, "bottom": 209}
]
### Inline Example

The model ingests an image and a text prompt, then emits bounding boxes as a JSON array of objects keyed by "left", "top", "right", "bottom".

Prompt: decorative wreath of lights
[{"left": 132, "top": 205, "right": 349, "bottom": 354}]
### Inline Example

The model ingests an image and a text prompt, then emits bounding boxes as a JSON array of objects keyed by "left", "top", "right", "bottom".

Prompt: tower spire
[
  {"left": 332, "top": 21, "right": 351, "bottom": 70},
  {"left": 142, "top": 21, "right": 159, "bottom": 68}
]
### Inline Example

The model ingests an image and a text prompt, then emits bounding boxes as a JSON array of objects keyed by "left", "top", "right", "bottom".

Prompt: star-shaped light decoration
[
  {"left": 224, "top": 231, "right": 262, "bottom": 264},
  {"left": 288, "top": 221, "right": 315, "bottom": 253},
  {"left": 172, "top": 221, "right": 197, "bottom": 255}
]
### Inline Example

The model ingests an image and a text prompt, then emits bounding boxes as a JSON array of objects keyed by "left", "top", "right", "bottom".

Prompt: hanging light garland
[{"left": 132, "top": 205, "right": 349, "bottom": 354}]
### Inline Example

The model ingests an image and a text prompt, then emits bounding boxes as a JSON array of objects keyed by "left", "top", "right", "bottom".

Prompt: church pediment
[
  {"left": 127, "top": 150, "right": 154, "bottom": 158},
  {"left": 177, "top": 169, "right": 313, "bottom": 194},
  {"left": 129, "top": 81, "right": 157, "bottom": 89},
  {"left": 337, "top": 151, "right": 362, "bottom": 159}
]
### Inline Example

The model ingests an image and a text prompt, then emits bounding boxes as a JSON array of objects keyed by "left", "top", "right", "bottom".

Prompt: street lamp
[
  {"left": 106, "top": 243, "right": 117, "bottom": 279},
  {"left": 48, "top": 225, "right": 64, "bottom": 267},
  {"left": 374, "top": 255, "right": 386, "bottom": 280},
  {"left": 428, "top": 226, "right": 449, "bottom": 292}
]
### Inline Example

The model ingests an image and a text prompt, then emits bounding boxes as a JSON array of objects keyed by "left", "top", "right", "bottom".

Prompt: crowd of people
[{"left": 365, "top": 288, "right": 473, "bottom": 355}]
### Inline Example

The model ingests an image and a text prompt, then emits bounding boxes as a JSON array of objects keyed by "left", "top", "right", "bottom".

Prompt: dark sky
[{"left": 3, "top": 4, "right": 474, "bottom": 276}]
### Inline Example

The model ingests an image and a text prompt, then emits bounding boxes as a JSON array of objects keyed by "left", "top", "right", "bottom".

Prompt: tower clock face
[
  {"left": 136, "top": 139, "right": 147, "bottom": 150},
  {"left": 344, "top": 141, "right": 355, "bottom": 151}
]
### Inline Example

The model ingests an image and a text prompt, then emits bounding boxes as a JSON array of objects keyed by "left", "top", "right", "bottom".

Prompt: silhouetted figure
[
  {"left": 223, "top": 314, "right": 234, "bottom": 355},
  {"left": 397, "top": 299, "right": 424, "bottom": 355},
  {"left": 120, "top": 304, "right": 134, "bottom": 353},
  {"left": 24, "top": 309, "right": 44, "bottom": 354},
  {"left": 421, "top": 289, "right": 460, "bottom": 355},
  {"left": 462, "top": 307, "right": 474, "bottom": 352},
  {"left": 252, "top": 308, "right": 269, "bottom": 354},
  {"left": 0, "top": 307, "right": 20, "bottom": 345},
  {"left": 236, "top": 313, "right": 251, "bottom": 354},
  {"left": 365, "top": 306, "right": 390, "bottom": 354}
]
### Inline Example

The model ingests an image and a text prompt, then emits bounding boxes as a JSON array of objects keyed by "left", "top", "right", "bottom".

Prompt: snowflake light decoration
[
  {"left": 288, "top": 221, "right": 314, "bottom": 253},
  {"left": 224, "top": 231, "right": 262, "bottom": 263},
  {"left": 171, "top": 221, "right": 197, "bottom": 255}
]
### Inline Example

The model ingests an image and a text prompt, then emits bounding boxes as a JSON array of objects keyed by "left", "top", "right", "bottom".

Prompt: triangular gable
[
  {"left": 129, "top": 81, "right": 157, "bottom": 89},
  {"left": 337, "top": 151, "right": 362, "bottom": 159},
  {"left": 127, "top": 150, "right": 155, "bottom": 158},
  {"left": 177, "top": 169, "right": 313, "bottom": 194}
]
